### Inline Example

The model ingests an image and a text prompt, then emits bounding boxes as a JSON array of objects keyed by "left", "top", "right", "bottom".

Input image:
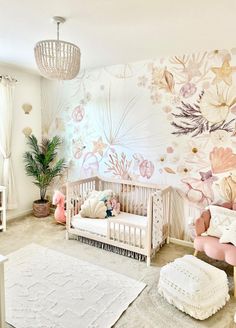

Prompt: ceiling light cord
[{"left": 57, "top": 21, "right": 60, "bottom": 41}]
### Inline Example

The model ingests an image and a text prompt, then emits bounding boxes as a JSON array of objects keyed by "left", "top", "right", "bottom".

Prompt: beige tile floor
[{"left": 1, "top": 215, "right": 235, "bottom": 328}]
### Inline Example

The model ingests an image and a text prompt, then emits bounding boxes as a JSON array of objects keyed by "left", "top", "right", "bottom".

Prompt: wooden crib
[{"left": 66, "top": 176, "right": 172, "bottom": 265}]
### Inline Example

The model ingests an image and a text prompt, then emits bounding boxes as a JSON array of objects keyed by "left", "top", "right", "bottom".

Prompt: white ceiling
[{"left": 0, "top": 0, "right": 236, "bottom": 74}]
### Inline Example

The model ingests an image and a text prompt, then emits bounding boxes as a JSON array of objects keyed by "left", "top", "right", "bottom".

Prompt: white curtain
[{"left": 0, "top": 76, "right": 17, "bottom": 209}]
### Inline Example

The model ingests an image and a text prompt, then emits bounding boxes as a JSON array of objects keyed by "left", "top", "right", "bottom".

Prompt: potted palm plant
[{"left": 23, "top": 135, "right": 66, "bottom": 217}]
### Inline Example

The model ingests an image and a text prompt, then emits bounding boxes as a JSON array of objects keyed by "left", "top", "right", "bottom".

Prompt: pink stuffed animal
[{"left": 52, "top": 190, "right": 66, "bottom": 225}]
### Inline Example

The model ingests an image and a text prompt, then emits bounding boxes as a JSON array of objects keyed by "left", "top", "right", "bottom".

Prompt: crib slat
[
  {"left": 126, "top": 184, "right": 129, "bottom": 213},
  {"left": 130, "top": 183, "right": 133, "bottom": 214},
  {"left": 112, "top": 222, "right": 115, "bottom": 240},
  {"left": 140, "top": 187, "right": 142, "bottom": 215},
  {"left": 134, "top": 186, "right": 137, "bottom": 215},
  {"left": 143, "top": 188, "right": 146, "bottom": 216},
  {"left": 122, "top": 184, "right": 125, "bottom": 212}
]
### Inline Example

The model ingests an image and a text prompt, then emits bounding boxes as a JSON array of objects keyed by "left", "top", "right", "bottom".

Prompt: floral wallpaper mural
[{"left": 41, "top": 47, "right": 236, "bottom": 241}]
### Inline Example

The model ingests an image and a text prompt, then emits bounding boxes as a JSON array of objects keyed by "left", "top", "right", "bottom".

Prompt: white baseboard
[
  {"left": 169, "top": 237, "right": 194, "bottom": 248},
  {"left": 7, "top": 209, "right": 33, "bottom": 221}
]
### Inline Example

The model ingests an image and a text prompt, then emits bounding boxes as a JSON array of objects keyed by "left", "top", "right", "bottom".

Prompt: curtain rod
[{"left": 0, "top": 75, "right": 17, "bottom": 82}]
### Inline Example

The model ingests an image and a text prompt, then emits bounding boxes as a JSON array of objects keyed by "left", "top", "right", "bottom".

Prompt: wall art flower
[{"left": 200, "top": 85, "right": 236, "bottom": 123}]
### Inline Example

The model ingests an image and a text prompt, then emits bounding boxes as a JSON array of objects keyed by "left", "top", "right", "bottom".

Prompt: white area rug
[{"left": 5, "top": 243, "right": 146, "bottom": 328}]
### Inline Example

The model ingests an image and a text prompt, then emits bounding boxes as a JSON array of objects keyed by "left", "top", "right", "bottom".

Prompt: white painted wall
[{"left": 0, "top": 65, "right": 41, "bottom": 220}]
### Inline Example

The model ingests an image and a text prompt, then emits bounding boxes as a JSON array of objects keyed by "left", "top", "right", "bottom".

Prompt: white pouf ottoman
[{"left": 158, "top": 255, "right": 229, "bottom": 320}]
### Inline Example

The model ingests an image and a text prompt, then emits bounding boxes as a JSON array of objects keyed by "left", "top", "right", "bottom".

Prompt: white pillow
[
  {"left": 206, "top": 205, "right": 236, "bottom": 238},
  {"left": 219, "top": 221, "right": 236, "bottom": 246},
  {"left": 87, "top": 189, "right": 113, "bottom": 201}
]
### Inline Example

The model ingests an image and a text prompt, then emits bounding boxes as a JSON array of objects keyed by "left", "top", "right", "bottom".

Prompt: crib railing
[
  {"left": 107, "top": 218, "right": 146, "bottom": 250},
  {"left": 66, "top": 176, "right": 99, "bottom": 219}
]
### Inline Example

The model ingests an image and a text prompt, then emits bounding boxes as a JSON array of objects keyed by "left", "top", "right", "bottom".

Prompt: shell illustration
[
  {"left": 72, "top": 105, "right": 85, "bottom": 122},
  {"left": 180, "top": 83, "right": 197, "bottom": 98},
  {"left": 210, "top": 147, "right": 236, "bottom": 173},
  {"left": 22, "top": 103, "right": 32, "bottom": 115},
  {"left": 22, "top": 127, "right": 32, "bottom": 137},
  {"left": 139, "top": 160, "right": 154, "bottom": 179},
  {"left": 152, "top": 67, "right": 175, "bottom": 93}
]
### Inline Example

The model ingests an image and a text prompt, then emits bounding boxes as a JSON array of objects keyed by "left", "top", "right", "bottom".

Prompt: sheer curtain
[{"left": 0, "top": 76, "right": 17, "bottom": 209}]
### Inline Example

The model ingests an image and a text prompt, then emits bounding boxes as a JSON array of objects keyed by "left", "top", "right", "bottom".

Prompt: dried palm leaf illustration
[
  {"left": 96, "top": 85, "right": 168, "bottom": 151},
  {"left": 41, "top": 80, "right": 70, "bottom": 136},
  {"left": 104, "top": 63, "right": 143, "bottom": 79}
]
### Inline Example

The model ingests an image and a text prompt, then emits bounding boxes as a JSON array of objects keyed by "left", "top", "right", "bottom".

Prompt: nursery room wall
[
  {"left": 41, "top": 47, "right": 236, "bottom": 241},
  {"left": 0, "top": 64, "right": 42, "bottom": 219}
]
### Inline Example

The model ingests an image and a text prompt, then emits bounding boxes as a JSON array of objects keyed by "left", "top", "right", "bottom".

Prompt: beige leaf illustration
[
  {"left": 163, "top": 69, "right": 175, "bottom": 93},
  {"left": 164, "top": 167, "right": 176, "bottom": 174}
]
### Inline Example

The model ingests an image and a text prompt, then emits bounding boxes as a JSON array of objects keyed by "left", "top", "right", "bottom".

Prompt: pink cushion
[{"left": 194, "top": 236, "right": 236, "bottom": 266}]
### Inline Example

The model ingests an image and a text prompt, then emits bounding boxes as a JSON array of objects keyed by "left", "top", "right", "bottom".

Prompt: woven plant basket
[{"left": 33, "top": 200, "right": 50, "bottom": 218}]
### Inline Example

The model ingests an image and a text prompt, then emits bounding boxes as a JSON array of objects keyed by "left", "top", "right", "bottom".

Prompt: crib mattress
[{"left": 71, "top": 212, "right": 147, "bottom": 247}]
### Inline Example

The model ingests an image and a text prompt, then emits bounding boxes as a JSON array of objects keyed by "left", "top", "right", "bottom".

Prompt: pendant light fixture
[{"left": 34, "top": 16, "right": 81, "bottom": 80}]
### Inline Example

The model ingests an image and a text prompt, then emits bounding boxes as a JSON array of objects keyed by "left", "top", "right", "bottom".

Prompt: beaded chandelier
[{"left": 34, "top": 16, "right": 81, "bottom": 80}]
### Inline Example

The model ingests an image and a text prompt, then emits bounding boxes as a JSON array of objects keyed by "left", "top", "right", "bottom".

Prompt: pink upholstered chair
[{"left": 194, "top": 202, "right": 236, "bottom": 297}]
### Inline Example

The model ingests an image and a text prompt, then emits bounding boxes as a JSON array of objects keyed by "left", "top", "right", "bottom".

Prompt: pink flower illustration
[
  {"left": 72, "top": 105, "right": 85, "bottom": 122},
  {"left": 180, "top": 83, "right": 197, "bottom": 98},
  {"left": 139, "top": 160, "right": 154, "bottom": 179},
  {"left": 166, "top": 146, "right": 174, "bottom": 153}
]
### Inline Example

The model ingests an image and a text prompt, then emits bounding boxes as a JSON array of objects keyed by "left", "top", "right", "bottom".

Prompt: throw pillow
[
  {"left": 79, "top": 199, "right": 107, "bottom": 219},
  {"left": 219, "top": 221, "right": 236, "bottom": 246},
  {"left": 206, "top": 205, "right": 236, "bottom": 238},
  {"left": 87, "top": 189, "right": 113, "bottom": 201}
]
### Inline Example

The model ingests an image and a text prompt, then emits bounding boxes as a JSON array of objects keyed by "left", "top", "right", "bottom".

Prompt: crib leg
[
  {"left": 147, "top": 257, "right": 151, "bottom": 267},
  {"left": 234, "top": 266, "right": 236, "bottom": 297},
  {"left": 193, "top": 250, "right": 198, "bottom": 257},
  {"left": 65, "top": 231, "right": 70, "bottom": 240}
]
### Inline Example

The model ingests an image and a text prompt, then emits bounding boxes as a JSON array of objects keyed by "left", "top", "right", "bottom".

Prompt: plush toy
[
  {"left": 105, "top": 199, "right": 113, "bottom": 217},
  {"left": 111, "top": 197, "right": 120, "bottom": 216},
  {"left": 52, "top": 190, "right": 66, "bottom": 225}
]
